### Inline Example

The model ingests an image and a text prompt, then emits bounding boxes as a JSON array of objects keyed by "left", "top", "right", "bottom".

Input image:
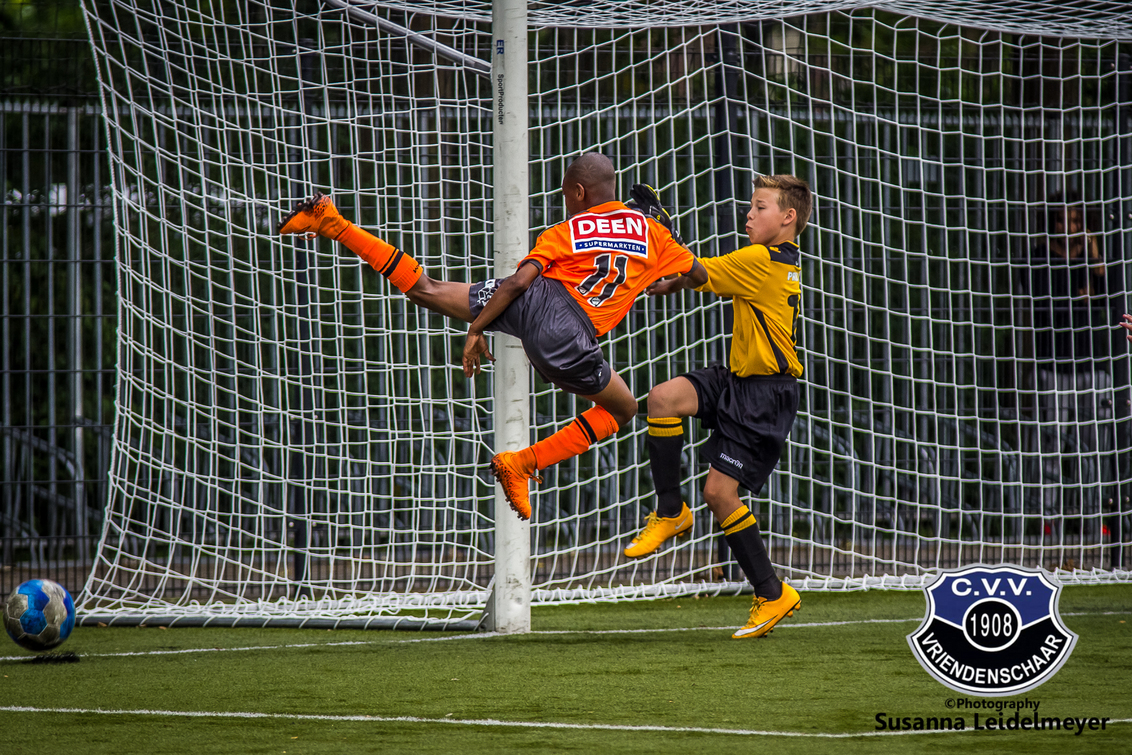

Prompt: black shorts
[
  {"left": 468, "top": 275, "right": 612, "bottom": 396},
  {"left": 684, "top": 365, "right": 799, "bottom": 492}
]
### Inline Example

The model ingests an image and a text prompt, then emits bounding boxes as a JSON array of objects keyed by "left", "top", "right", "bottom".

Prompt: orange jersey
[{"left": 523, "top": 201, "right": 696, "bottom": 336}]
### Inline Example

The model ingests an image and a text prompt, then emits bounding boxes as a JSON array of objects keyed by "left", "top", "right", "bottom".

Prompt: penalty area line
[{"left": 12, "top": 705, "right": 1124, "bottom": 738}]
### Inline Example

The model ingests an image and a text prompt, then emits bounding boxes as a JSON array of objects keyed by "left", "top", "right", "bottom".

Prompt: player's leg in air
[
  {"left": 491, "top": 370, "right": 637, "bottom": 521},
  {"left": 278, "top": 191, "right": 636, "bottom": 522},
  {"left": 277, "top": 192, "right": 474, "bottom": 322},
  {"left": 622, "top": 376, "right": 696, "bottom": 557}
]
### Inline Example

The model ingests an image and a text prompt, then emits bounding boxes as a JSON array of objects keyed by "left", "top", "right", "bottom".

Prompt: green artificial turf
[{"left": 0, "top": 585, "right": 1128, "bottom": 754}]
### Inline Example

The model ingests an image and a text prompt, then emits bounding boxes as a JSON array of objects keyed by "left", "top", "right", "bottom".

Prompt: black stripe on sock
[
  {"left": 380, "top": 248, "right": 404, "bottom": 277},
  {"left": 575, "top": 415, "right": 598, "bottom": 445},
  {"left": 734, "top": 513, "right": 757, "bottom": 529}
]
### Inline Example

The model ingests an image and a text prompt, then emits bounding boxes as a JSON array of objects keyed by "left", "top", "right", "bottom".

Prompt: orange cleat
[
  {"left": 277, "top": 191, "right": 350, "bottom": 239},
  {"left": 490, "top": 451, "right": 542, "bottom": 520}
]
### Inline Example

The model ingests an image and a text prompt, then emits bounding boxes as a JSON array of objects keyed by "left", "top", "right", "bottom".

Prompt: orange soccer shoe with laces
[
  {"left": 277, "top": 191, "right": 350, "bottom": 239},
  {"left": 490, "top": 451, "right": 542, "bottom": 520}
]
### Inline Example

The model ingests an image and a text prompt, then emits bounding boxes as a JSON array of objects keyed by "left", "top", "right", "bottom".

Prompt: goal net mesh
[{"left": 77, "top": 0, "right": 1132, "bottom": 627}]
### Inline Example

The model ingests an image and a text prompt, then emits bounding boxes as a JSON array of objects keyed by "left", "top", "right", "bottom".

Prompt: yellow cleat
[
  {"left": 277, "top": 191, "right": 350, "bottom": 239},
  {"left": 732, "top": 581, "right": 800, "bottom": 639},
  {"left": 623, "top": 503, "right": 693, "bottom": 558},
  {"left": 490, "top": 451, "right": 542, "bottom": 521}
]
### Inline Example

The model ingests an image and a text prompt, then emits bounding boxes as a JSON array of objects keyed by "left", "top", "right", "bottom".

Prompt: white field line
[
  {"left": 2, "top": 611, "right": 1122, "bottom": 665},
  {"left": 3, "top": 706, "right": 1127, "bottom": 738},
  {"left": 1, "top": 618, "right": 915, "bottom": 661},
  {"left": 2, "top": 612, "right": 1127, "bottom": 740},
  {"left": 2, "top": 618, "right": 915, "bottom": 660},
  {"left": 0, "top": 610, "right": 1125, "bottom": 662}
]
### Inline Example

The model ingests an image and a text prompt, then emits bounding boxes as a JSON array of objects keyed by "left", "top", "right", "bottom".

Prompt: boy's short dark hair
[{"left": 754, "top": 174, "right": 813, "bottom": 237}]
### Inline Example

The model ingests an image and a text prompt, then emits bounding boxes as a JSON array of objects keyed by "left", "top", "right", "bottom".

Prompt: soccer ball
[{"left": 3, "top": 579, "right": 76, "bottom": 652}]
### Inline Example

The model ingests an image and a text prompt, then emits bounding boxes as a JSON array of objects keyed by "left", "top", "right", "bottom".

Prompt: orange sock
[
  {"left": 526, "top": 406, "right": 620, "bottom": 471},
  {"left": 336, "top": 223, "right": 423, "bottom": 293}
]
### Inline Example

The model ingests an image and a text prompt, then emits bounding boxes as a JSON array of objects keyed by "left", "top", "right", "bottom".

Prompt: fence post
[{"left": 68, "top": 105, "right": 86, "bottom": 542}]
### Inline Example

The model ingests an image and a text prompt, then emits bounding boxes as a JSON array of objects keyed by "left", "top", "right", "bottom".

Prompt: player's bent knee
[
  {"left": 646, "top": 384, "right": 677, "bottom": 416},
  {"left": 702, "top": 476, "right": 741, "bottom": 514},
  {"left": 701, "top": 486, "right": 726, "bottom": 511},
  {"left": 617, "top": 392, "right": 642, "bottom": 427},
  {"left": 611, "top": 405, "right": 636, "bottom": 429},
  {"left": 647, "top": 377, "right": 696, "bottom": 418},
  {"left": 403, "top": 275, "right": 431, "bottom": 301}
]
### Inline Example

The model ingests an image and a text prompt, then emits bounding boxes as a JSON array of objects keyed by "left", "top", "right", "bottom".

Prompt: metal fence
[{"left": 1, "top": 102, "right": 116, "bottom": 596}]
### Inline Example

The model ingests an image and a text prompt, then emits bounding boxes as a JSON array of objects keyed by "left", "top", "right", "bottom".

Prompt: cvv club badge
[{"left": 908, "top": 564, "right": 1077, "bottom": 697}]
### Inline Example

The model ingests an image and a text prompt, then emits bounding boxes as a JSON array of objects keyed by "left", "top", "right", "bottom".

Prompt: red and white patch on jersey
[{"left": 568, "top": 209, "right": 649, "bottom": 258}]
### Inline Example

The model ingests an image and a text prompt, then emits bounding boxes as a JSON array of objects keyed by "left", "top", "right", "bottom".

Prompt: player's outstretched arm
[
  {"left": 462, "top": 262, "right": 541, "bottom": 376},
  {"left": 646, "top": 259, "right": 708, "bottom": 297}
]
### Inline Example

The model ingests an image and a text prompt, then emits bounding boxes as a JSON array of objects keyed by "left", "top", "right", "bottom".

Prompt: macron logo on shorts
[
  {"left": 719, "top": 452, "right": 744, "bottom": 470},
  {"left": 570, "top": 210, "right": 649, "bottom": 258}
]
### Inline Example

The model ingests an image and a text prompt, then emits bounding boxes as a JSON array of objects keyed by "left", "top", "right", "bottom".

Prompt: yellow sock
[{"left": 720, "top": 505, "right": 757, "bottom": 535}]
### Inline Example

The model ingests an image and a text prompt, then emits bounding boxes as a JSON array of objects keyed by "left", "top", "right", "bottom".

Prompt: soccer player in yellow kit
[
  {"left": 277, "top": 153, "right": 706, "bottom": 521},
  {"left": 626, "top": 174, "right": 813, "bottom": 639}
]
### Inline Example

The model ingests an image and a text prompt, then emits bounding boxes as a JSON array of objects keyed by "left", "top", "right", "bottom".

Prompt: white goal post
[{"left": 77, "top": 0, "right": 1132, "bottom": 630}]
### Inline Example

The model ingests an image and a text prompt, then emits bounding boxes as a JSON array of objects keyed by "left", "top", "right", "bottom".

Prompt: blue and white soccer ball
[{"left": 3, "top": 579, "right": 76, "bottom": 652}]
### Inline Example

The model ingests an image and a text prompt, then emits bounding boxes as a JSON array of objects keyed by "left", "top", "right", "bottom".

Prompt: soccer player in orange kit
[{"left": 278, "top": 153, "right": 707, "bottom": 520}]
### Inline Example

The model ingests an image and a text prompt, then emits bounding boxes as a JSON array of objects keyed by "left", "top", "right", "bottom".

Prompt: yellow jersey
[{"left": 696, "top": 241, "right": 803, "bottom": 378}]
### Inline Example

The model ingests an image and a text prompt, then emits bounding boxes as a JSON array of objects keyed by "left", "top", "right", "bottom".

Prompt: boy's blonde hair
[{"left": 753, "top": 174, "right": 812, "bottom": 237}]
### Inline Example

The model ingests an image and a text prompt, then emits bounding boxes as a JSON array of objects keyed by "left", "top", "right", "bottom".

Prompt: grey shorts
[{"left": 469, "top": 275, "right": 612, "bottom": 396}]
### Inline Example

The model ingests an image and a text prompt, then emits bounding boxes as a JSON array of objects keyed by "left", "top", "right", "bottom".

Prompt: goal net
[{"left": 78, "top": 0, "right": 1132, "bottom": 628}]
